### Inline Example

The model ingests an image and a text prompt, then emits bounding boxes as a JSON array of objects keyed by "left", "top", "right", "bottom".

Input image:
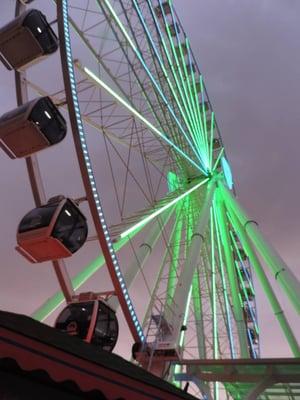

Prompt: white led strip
[{"left": 62, "top": 0, "right": 145, "bottom": 341}]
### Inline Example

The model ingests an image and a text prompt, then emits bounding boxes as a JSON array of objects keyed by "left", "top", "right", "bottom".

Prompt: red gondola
[
  {"left": 0, "top": 9, "right": 58, "bottom": 71},
  {"left": 0, "top": 97, "right": 67, "bottom": 158},
  {"left": 16, "top": 196, "right": 88, "bottom": 263}
]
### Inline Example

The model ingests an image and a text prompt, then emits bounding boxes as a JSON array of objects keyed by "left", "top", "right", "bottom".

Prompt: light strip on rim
[
  {"left": 61, "top": 0, "right": 144, "bottom": 341},
  {"left": 120, "top": 178, "right": 209, "bottom": 239},
  {"left": 83, "top": 66, "right": 206, "bottom": 174}
]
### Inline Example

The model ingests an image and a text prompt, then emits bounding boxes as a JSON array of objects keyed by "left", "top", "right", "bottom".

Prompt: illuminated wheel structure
[{"left": 2, "top": 0, "right": 299, "bottom": 399}]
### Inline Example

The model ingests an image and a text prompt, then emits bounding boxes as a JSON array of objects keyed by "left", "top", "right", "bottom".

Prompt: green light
[
  {"left": 219, "top": 182, "right": 300, "bottom": 316},
  {"left": 213, "top": 200, "right": 236, "bottom": 358},
  {"left": 158, "top": 4, "right": 208, "bottom": 168},
  {"left": 120, "top": 178, "right": 209, "bottom": 238},
  {"left": 192, "top": 271, "right": 206, "bottom": 358},
  {"left": 101, "top": 0, "right": 204, "bottom": 167},
  {"left": 175, "top": 38, "right": 199, "bottom": 137},
  {"left": 164, "top": 25, "right": 205, "bottom": 165},
  {"left": 83, "top": 66, "right": 206, "bottom": 174},
  {"left": 186, "top": 40, "right": 209, "bottom": 166},
  {"left": 225, "top": 199, "right": 300, "bottom": 356},
  {"left": 200, "top": 76, "right": 208, "bottom": 148},
  {"left": 166, "top": 205, "right": 184, "bottom": 305},
  {"left": 215, "top": 189, "right": 249, "bottom": 357},
  {"left": 167, "top": 171, "right": 179, "bottom": 192},
  {"left": 209, "top": 112, "right": 215, "bottom": 169},
  {"left": 31, "top": 236, "right": 130, "bottom": 321},
  {"left": 210, "top": 207, "right": 218, "bottom": 360},
  {"left": 103, "top": 0, "right": 137, "bottom": 52},
  {"left": 212, "top": 147, "right": 225, "bottom": 172},
  {"left": 183, "top": 38, "right": 207, "bottom": 159}
]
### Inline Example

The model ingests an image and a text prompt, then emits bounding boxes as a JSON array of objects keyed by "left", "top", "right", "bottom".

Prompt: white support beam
[
  {"left": 220, "top": 182, "right": 300, "bottom": 314},
  {"left": 192, "top": 271, "right": 207, "bottom": 359},
  {"left": 163, "top": 180, "right": 216, "bottom": 348}
]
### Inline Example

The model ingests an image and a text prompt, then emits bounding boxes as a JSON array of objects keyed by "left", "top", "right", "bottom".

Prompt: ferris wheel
[{"left": 0, "top": 0, "right": 299, "bottom": 398}]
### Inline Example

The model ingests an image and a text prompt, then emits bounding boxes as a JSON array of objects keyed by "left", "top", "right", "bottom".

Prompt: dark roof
[{"left": 0, "top": 310, "right": 196, "bottom": 400}]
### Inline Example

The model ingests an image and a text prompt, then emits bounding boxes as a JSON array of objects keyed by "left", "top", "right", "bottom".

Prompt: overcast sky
[
  {"left": 173, "top": 0, "right": 300, "bottom": 357},
  {"left": 0, "top": 0, "right": 299, "bottom": 359}
]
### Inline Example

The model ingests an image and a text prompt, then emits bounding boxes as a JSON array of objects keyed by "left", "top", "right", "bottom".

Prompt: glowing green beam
[
  {"left": 31, "top": 236, "right": 129, "bottom": 322},
  {"left": 200, "top": 76, "right": 209, "bottom": 150},
  {"left": 219, "top": 182, "right": 300, "bottom": 315},
  {"left": 226, "top": 203, "right": 300, "bottom": 356},
  {"left": 192, "top": 271, "right": 206, "bottom": 358},
  {"left": 181, "top": 38, "right": 207, "bottom": 161},
  {"left": 166, "top": 207, "right": 184, "bottom": 306},
  {"left": 210, "top": 202, "right": 221, "bottom": 400},
  {"left": 120, "top": 178, "right": 209, "bottom": 238},
  {"left": 153, "top": 8, "right": 207, "bottom": 168},
  {"left": 212, "top": 147, "right": 225, "bottom": 172},
  {"left": 185, "top": 38, "right": 209, "bottom": 163},
  {"left": 101, "top": 0, "right": 203, "bottom": 167},
  {"left": 164, "top": 26, "right": 204, "bottom": 163},
  {"left": 172, "top": 38, "right": 199, "bottom": 140},
  {"left": 213, "top": 200, "right": 236, "bottom": 358},
  {"left": 179, "top": 285, "right": 192, "bottom": 347},
  {"left": 156, "top": 6, "right": 199, "bottom": 140},
  {"left": 210, "top": 207, "right": 218, "bottom": 361},
  {"left": 83, "top": 66, "right": 206, "bottom": 175},
  {"left": 209, "top": 112, "right": 215, "bottom": 170},
  {"left": 164, "top": 26, "right": 200, "bottom": 151},
  {"left": 141, "top": 202, "right": 184, "bottom": 331},
  {"left": 132, "top": 0, "right": 202, "bottom": 164},
  {"left": 216, "top": 189, "right": 249, "bottom": 357}
]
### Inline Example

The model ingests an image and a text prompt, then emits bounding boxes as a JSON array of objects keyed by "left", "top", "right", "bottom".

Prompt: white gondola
[
  {"left": 0, "top": 9, "right": 58, "bottom": 71},
  {"left": 0, "top": 97, "right": 67, "bottom": 159},
  {"left": 16, "top": 196, "right": 88, "bottom": 263}
]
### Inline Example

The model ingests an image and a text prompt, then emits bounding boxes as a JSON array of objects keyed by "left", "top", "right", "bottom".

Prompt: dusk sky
[{"left": 0, "top": 0, "right": 299, "bottom": 360}]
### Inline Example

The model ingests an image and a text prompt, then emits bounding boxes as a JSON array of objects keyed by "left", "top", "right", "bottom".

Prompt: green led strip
[
  {"left": 164, "top": 24, "right": 205, "bottom": 164},
  {"left": 82, "top": 66, "right": 206, "bottom": 174},
  {"left": 120, "top": 178, "right": 209, "bottom": 238},
  {"left": 102, "top": 0, "right": 204, "bottom": 167},
  {"left": 213, "top": 203, "right": 236, "bottom": 357}
]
